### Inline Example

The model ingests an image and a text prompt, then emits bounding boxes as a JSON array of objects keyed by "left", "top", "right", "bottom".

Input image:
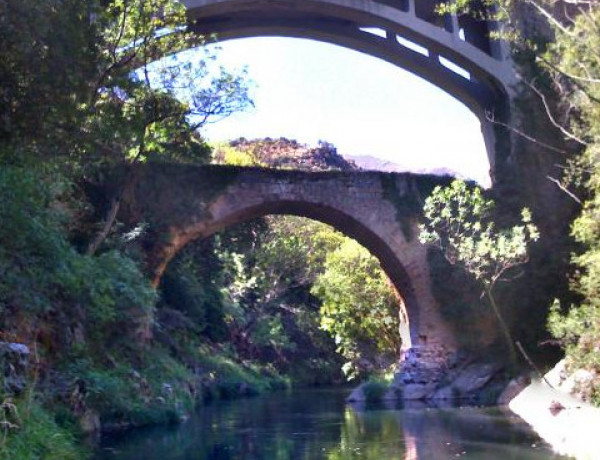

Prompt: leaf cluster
[
  {"left": 311, "top": 239, "right": 402, "bottom": 378},
  {"left": 420, "top": 180, "right": 539, "bottom": 288},
  {"left": 0, "top": 165, "right": 156, "bottom": 346}
]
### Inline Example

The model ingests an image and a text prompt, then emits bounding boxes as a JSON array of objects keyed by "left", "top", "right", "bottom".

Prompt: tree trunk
[
  {"left": 86, "top": 195, "right": 120, "bottom": 256},
  {"left": 484, "top": 284, "right": 518, "bottom": 365}
]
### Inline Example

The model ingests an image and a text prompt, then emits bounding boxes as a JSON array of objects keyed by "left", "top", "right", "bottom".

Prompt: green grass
[
  {"left": 0, "top": 398, "right": 87, "bottom": 460},
  {"left": 196, "top": 346, "right": 290, "bottom": 400}
]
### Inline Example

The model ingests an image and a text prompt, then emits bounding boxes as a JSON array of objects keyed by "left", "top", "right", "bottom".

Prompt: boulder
[
  {"left": 497, "top": 375, "right": 531, "bottom": 406},
  {"left": 402, "top": 383, "right": 437, "bottom": 400},
  {"left": 1, "top": 342, "right": 30, "bottom": 395},
  {"left": 451, "top": 362, "right": 502, "bottom": 396},
  {"left": 80, "top": 410, "right": 101, "bottom": 435}
]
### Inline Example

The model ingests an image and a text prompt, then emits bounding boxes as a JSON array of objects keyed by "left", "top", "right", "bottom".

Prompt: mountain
[{"left": 344, "top": 154, "right": 465, "bottom": 178}]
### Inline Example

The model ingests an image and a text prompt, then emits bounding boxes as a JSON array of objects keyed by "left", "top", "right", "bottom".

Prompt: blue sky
[{"left": 193, "top": 37, "right": 490, "bottom": 186}]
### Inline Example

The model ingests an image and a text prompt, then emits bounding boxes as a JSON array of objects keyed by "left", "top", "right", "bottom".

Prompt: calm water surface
[{"left": 94, "top": 388, "right": 569, "bottom": 460}]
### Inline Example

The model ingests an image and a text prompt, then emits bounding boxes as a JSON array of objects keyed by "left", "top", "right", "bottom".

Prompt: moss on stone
[{"left": 380, "top": 173, "right": 453, "bottom": 240}]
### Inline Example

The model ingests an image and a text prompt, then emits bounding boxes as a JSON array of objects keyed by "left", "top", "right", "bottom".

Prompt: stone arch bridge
[
  {"left": 183, "top": 0, "right": 518, "bottom": 173},
  {"left": 118, "top": 163, "right": 470, "bottom": 357}
]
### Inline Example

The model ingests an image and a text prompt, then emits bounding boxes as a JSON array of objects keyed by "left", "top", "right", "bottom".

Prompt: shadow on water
[{"left": 94, "top": 388, "right": 569, "bottom": 460}]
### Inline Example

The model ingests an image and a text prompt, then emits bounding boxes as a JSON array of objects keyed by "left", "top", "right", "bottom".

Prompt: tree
[
  {"left": 311, "top": 239, "right": 403, "bottom": 378},
  {"left": 0, "top": 0, "right": 95, "bottom": 157},
  {"left": 81, "top": 0, "right": 253, "bottom": 254},
  {"left": 419, "top": 180, "right": 539, "bottom": 362},
  {"left": 436, "top": 0, "right": 600, "bottom": 400}
]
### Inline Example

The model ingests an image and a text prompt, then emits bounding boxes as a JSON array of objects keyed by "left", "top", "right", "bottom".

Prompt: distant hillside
[
  {"left": 228, "top": 138, "right": 359, "bottom": 171},
  {"left": 345, "top": 154, "right": 465, "bottom": 179},
  {"left": 220, "top": 139, "right": 465, "bottom": 179}
]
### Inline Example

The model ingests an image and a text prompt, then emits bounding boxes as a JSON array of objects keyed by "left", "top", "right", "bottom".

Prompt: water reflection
[{"left": 95, "top": 388, "right": 568, "bottom": 460}]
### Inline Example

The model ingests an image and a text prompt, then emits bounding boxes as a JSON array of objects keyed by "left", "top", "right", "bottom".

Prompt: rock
[
  {"left": 162, "top": 383, "right": 173, "bottom": 396},
  {"left": 431, "top": 385, "right": 456, "bottom": 401},
  {"left": 0, "top": 342, "right": 30, "bottom": 395},
  {"left": 549, "top": 400, "right": 565, "bottom": 416},
  {"left": 450, "top": 362, "right": 502, "bottom": 396},
  {"left": 402, "top": 383, "right": 436, "bottom": 400},
  {"left": 382, "top": 386, "right": 402, "bottom": 401},
  {"left": 79, "top": 410, "right": 101, "bottom": 434},
  {"left": 497, "top": 375, "right": 531, "bottom": 406},
  {"left": 4, "top": 343, "right": 29, "bottom": 356},
  {"left": 545, "top": 358, "right": 598, "bottom": 402}
]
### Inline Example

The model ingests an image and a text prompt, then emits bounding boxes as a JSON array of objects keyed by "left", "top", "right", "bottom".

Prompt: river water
[{"left": 94, "top": 388, "right": 569, "bottom": 460}]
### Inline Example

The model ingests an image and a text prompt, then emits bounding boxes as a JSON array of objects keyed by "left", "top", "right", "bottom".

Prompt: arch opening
[
  {"left": 184, "top": 0, "right": 509, "bottom": 109},
  {"left": 162, "top": 200, "right": 418, "bottom": 350}
]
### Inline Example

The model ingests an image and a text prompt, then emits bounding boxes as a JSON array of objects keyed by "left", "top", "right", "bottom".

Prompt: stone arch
[
  {"left": 118, "top": 164, "right": 458, "bottom": 353},
  {"left": 158, "top": 200, "right": 418, "bottom": 348},
  {"left": 183, "top": 0, "right": 517, "bottom": 171}
]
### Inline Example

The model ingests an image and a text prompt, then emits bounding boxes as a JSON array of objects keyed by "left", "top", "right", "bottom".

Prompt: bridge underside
[
  {"left": 191, "top": 14, "right": 499, "bottom": 113},
  {"left": 185, "top": 0, "right": 516, "bottom": 171}
]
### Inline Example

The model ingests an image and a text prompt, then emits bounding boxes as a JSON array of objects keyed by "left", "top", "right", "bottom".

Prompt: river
[{"left": 94, "top": 388, "right": 569, "bottom": 459}]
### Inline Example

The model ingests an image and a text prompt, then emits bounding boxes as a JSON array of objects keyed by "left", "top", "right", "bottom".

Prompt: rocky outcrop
[
  {"left": 228, "top": 138, "right": 358, "bottom": 172},
  {"left": 348, "top": 346, "right": 510, "bottom": 405},
  {"left": 1, "top": 342, "right": 30, "bottom": 395}
]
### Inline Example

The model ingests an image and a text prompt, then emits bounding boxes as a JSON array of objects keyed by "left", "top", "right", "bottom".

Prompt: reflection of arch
[
  {"left": 184, "top": 0, "right": 517, "bottom": 171},
  {"left": 168, "top": 201, "right": 417, "bottom": 347}
]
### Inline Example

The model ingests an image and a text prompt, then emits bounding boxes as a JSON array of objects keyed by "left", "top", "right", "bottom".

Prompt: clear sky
[{"left": 193, "top": 37, "right": 491, "bottom": 186}]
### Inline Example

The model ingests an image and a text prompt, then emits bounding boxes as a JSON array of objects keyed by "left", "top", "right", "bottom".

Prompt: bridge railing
[{"left": 372, "top": 0, "right": 502, "bottom": 59}]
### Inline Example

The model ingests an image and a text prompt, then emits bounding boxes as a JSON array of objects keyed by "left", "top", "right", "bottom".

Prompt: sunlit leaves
[
  {"left": 80, "top": 0, "right": 254, "bottom": 168},
  {"left": 419, "top": 180, "right": 539, "bottom": 288},
  {"left": 311, "top": 239, "right": 402, "bottom": 378},
  {"left": 420, "top": 180, "right": 539, "bottom": 361}
]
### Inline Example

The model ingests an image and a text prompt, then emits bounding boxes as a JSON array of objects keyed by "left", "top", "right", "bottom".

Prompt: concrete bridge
[
  {"left": 118, "top": 163, "right": 465, "bottom": 356},
  {"left": 183, "top": 0, "right": 517, "bottom": 173}
]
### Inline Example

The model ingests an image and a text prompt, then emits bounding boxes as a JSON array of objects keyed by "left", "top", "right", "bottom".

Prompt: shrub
[
  {"left": 0, "top": 398, "right": 85, "bottom": 460},
  {"left": 361, "top": 379, "right": 389, "bottom": 403}
]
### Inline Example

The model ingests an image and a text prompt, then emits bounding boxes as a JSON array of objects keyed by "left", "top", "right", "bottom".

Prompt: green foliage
[
  {"left": 0, "top": 166, "right": 155, "bottom": 339},
  {"left": 209, "top": 217, "right": 344, "bottom": 381},
  {"left": 435, "top": 0, "right": 600, "bottom": 400},
  {"left": 160, "top": 241, "right": 228, "bottom": 342},
  {"left": 311, "top": 239, "right": 402, "bottom": 379},
  {"left": 212, "top": 143, "right": 262, "bottom": 166},
  {"left": 498, "top": 3, "right": 600, "bottom": 401},
  {"left": 61, "top": 349, "right": 196, "bottom": 427},
  {"left": 0, "top": 398, "right": 85, "bottom": 460},
  {"left": 420, "top": 180, "right": 539, "bottom": 361},
  {"left": 361, "top": 379, "right": 389, "bottom": 404},
  {"left": 82, "top": 0, "right": 252, "bottom": 167},
  {"left": 250, "top": 315, "right": 297, "bottom": 352},
  {"left": 0, "top": 0, "right": 93, "bottom": 154},
  {"left": 420, "top": 180, "right": 539, "bottom": 286},
  {"left": 196, "top": 346, "right": 289, "bottom": 399}
]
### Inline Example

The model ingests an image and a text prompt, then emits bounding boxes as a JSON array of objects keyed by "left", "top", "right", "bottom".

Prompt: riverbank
[{"left": 508, "top": 362, "right": 600, "bottom": 460}]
